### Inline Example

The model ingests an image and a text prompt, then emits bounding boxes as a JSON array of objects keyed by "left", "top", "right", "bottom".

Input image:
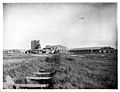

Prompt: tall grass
[
  {"left": 3, "top": 56, "right": 48, "bottom": 84},
  {"left": 49, "top": 53, "right": 117, "bottom": 89},
  {"left": 3, "top": 53, "right": 117, "bottom": 89}
]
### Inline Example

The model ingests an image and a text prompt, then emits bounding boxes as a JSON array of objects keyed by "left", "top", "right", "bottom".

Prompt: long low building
[
  {"left": 3, "top": 49, "right": 28, "bottom": 54},
  {"left": 69, "top": 46, "right": 117, "bottom": 54}
]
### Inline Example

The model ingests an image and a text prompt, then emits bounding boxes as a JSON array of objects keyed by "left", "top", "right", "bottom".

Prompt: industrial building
[
  {"left": 31, "top": 40, "right": 41, "bottom": 50},
  {"left": 3, "top": 40, "right": 117, "bottom": 55},
  {"left": 30, "top": 40, "right": 42, "bottom": 54},
  {"left": 69, "top": 47, "right": 117, "bottom": 54}
]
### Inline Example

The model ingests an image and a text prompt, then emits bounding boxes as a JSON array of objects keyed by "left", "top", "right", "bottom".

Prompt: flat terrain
[{"left": 3, "top": 53, "right": 117, "bottom": 89}]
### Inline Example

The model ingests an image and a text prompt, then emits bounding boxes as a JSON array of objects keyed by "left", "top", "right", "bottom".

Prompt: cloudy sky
[{"left": 3, "top": 3, "right": 117, "bottom": 49}]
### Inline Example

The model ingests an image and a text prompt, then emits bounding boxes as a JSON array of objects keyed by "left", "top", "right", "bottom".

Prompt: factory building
[
  {"left": 31, "top": 40, "right": 41, "bottom": 50},
  {"left": 69, "top": 46, "right": 117, "bottom": 54}
]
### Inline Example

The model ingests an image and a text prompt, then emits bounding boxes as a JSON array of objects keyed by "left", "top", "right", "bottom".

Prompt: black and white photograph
[{"left": 3, "top": 3, "right": 117, "bottom": 89}]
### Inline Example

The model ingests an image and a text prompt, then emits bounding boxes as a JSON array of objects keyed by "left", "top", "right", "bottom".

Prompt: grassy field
[
  {"left": 47, "top": 53, "right": 117, "bottom": 89},
  {"left": 3, "top": 53, "right": 117, "bottom": 89},
  {"left": 3, "top": 54, "right": 52, "bottom": 84}
]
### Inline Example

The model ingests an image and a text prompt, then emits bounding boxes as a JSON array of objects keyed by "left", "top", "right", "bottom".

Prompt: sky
[{"left": 3, "top": 3, "right": 117, "bottom": 49}]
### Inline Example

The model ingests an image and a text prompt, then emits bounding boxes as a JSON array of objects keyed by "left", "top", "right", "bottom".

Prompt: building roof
[{"left": 69, "top": 46, "right": 113, "bottom": 51}]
